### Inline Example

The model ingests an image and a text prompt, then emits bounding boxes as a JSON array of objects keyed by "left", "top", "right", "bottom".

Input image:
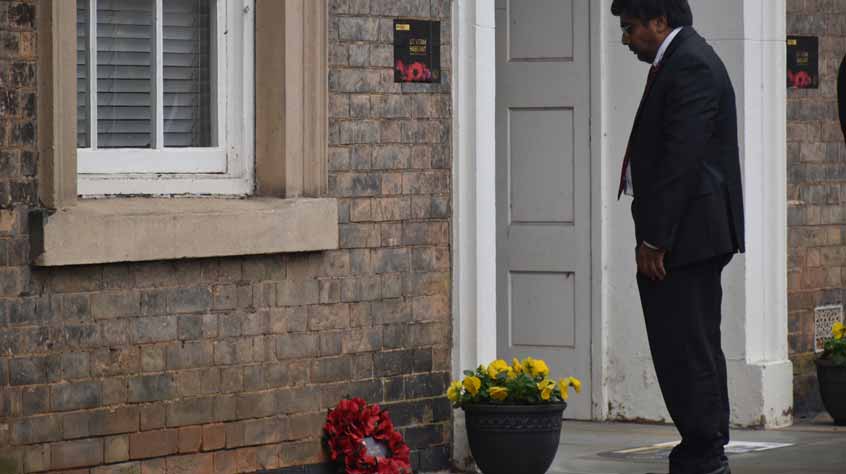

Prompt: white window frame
[{"left": 77, "top": 0, "right": 255, "bottom": 196}]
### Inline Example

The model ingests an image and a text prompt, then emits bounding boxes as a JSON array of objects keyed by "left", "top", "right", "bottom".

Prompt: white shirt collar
[{"left": 653, "top": 27, "right": 683, "bottom": 66}]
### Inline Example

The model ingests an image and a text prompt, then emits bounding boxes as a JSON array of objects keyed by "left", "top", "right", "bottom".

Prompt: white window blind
[
  {"left": 75, "top": 0, "right": 254, "bottom": 196},
  {"left": 77, "top": 0, "right": 223, "bottom": 174}
]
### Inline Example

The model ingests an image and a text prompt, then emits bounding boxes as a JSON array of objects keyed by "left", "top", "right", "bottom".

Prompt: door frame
[{"left": 451, "top": 0, "right": 607, "bottom": 425}]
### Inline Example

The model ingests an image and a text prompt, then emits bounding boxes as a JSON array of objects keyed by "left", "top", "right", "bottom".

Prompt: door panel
[{"left": 496, "top": 0, "right": 591, "bottom": 419}]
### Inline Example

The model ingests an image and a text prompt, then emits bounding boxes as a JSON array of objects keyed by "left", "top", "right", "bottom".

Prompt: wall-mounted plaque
[
  {"left": 394, "top": 19, "right": 441, "bottom": 83},
  {"left": 787, "top": 35, "right": 819, "bottom": 89}
]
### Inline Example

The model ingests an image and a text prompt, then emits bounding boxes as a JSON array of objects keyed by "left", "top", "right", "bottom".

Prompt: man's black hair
[{"left": 611, "top": 0, "right": 693, "bottom": 28}]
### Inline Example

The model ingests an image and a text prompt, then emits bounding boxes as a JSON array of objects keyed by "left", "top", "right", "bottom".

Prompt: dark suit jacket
[{"left": 629, "top": 27, "right": 745, "bottom": 268}]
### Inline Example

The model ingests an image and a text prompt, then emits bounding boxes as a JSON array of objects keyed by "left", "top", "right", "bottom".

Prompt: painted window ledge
[{"left": 31, "top": 197, "right": 339, "bottom": 266}]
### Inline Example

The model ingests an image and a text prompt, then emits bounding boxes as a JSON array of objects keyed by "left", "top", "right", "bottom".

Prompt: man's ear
[{"left": 652, "top": 15, "right": 670, "bottom": 33}]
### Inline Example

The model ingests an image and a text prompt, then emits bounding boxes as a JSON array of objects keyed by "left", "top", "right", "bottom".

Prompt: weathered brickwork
[
  {"left": 0, "top": 1, "right": 453, "bottom": 473},
  {"left": 787, "top": 0, "right": 846, "bottom": 416}
]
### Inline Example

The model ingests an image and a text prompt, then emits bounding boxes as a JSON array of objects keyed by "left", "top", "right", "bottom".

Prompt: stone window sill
[{"left": 31, "top": 197, "right": 339, "bottom": 266}]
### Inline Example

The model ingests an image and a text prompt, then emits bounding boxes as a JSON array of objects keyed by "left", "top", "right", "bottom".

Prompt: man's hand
[{"left": 637, "top": 243, "right": 667, "bottom": 281}]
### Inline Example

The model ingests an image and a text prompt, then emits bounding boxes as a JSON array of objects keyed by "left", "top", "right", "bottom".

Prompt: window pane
[
  {"left": 77, "top": 1, "right": 90, "bottom": 148},
  {"left": 164, "top": 0, "right": 212, "bottom": 147},
  {"left": 97, "top": 0, "right": 154, "bottom": 148}
]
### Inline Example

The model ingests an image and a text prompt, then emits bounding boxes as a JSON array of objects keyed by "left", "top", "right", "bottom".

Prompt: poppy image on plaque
[
  {"left": 787, "top": 36, "right": 819, "bottom": 89},
  {"left": 394, "top": 19, "right": 441, "bottom": 83}
]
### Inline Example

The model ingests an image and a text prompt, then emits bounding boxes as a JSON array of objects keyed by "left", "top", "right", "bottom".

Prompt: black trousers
[{"left": 637, "top": 254, "right": 733, "bottom": 474}]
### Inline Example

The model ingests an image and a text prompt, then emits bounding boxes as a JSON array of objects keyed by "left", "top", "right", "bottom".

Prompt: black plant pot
[
  {"left": 816, "top": 358, "right": 846, "bottom": 425},
  {"left": 464, "top": 403, "right": 566, "bottom": 474}
]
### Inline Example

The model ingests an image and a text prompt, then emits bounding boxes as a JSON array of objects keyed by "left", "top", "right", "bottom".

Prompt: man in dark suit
[{"left": 612, "top": 1, "right": 745, "bottom": 474}]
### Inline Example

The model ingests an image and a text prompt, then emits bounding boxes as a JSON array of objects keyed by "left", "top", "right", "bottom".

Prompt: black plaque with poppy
[
  {"left": 787, "top": 36, "right": 819, "bottom": 89},
  {"left": 394, "top": 19, "right": 440, "bottom": 83}
]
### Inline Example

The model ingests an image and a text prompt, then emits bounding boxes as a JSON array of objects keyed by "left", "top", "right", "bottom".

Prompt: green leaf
[{"left": 463, "top": 370, "right": 475, "bottom": 376}]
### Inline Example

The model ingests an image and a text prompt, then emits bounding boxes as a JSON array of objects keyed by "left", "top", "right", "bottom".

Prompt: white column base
[{"left": 727, "top": 359, "right": 794, "bottom": 428}]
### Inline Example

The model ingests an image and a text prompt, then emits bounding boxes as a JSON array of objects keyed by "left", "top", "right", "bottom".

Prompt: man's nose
[{"left": 622, "top": 33, "right": 630, "bottom": 45}]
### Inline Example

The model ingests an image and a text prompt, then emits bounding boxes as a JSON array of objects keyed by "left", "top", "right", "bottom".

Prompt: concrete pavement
[{"left": 547, "top": 417, "right": 846, "bottom": 474}]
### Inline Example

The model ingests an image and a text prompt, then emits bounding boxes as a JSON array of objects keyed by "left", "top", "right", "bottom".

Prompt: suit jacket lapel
[{"left": 630, "top": 28, "right": 697, "bottom": 131}]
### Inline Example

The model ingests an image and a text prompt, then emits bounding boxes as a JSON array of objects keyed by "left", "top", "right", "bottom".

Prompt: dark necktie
[{"left": 618, "top": 64, "right": 660, "bottom": 199}]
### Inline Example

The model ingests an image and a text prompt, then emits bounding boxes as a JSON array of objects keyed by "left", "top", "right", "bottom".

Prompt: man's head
[{"left": 611, "top": 0, "right": 693, "bottom": 64}]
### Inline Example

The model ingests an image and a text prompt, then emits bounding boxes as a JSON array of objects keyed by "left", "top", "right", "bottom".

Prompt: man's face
[{"left": 620, "top": 15, "right": 666, "bottom": 64}]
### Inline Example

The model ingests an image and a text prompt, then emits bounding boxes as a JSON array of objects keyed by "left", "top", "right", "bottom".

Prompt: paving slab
[{"left": 545, "top": 420, "right": 846, "bottom": 474}]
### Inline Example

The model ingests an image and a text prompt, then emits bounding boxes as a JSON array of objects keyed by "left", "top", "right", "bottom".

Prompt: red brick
[
  {"left": 166, "top": 453, "right": 213, "bottom": 474},
  {"left": 51, "top": 439, "right": 103, "bottom": 470},
  {"left": 202, "top": 424, "right": 226, "bottom": 451},
  {"left": 178, "top": 426, "right": 203, "bottom": 453},
  {"left": 129, "top": 430, "right": 177, "bottom": 459}
]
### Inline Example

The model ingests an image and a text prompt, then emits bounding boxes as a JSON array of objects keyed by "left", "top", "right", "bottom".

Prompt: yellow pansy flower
[
  {"left": 558, "top": 378, "right": 571, "bottom": 401},
  {"left": 489, "top": 386, "right": 509, "bottom": 401},
  {"left": 512, "top": 358, "right": 524, "bottom": 374},
  {"left": 447, "top": 381, "right": 462, "bottom": 402},
  {"left": 833, "top": 322, "right": 846, "bottom": 340},
  {"left": 569, "top": 377, "right": 583, "bottom": 393},
  {"left": 463, "top": 376, "right": 482, "bottom": 396},
  {"left": 537, "top": 379, "right": 555, "bottom": 401},
  {"left": 527, "top": 358, "right": 550, "bottom": 378},
  {"left": 487, "top": 359, "right": 510, "bottom": 379}
]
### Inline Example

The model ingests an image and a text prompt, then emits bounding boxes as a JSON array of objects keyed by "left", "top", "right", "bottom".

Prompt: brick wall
[
  {"left": 0, "top": 1, "right": 453, "bottom": 473},
  {"left": 787, "top": 0, "right": 846, "bottom": 416}
]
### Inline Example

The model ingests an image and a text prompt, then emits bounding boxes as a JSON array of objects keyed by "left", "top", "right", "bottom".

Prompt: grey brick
[
  {"left": 384, "top": 376, "right": 405, "bottom": 402},
  {"left": 12, "top": 415, "right": 62, "bottom": 444},
  {"left": 352, "top": 353, "right": 374, "bottom": 379},
  {"left": 166, "top": 397, "right": 215, "bottom": 427},
  {"left": 413, "top": 348, "right": 434, "bottom": 372},
  {"left": 383, "top": 324, "right": 409, "bottom": 349},
  {"left": 57, "top": 293, "right": 91, "bottom": 321},
  {"left": 349, "top": 43, "right": 369, "bottom": 67},
  {"left": 374, "top": 300, "right": 412, "bottom": 324},
  {"left": 373, "top": 96, "right": 412, "bottom": 119},
  {"left": 178, "top": 314, "right": 217, "bottom": 340},
  {"left": 374, "top": 350, "right": 414, "bottom": 377},
  {"left": 329, "top": 69, "right": 383, "bottom": 93},
  {"left": 9, "top": 356, "right": 60, "bottom": 386},
  {"left": 166, "top": 288, "right": 212, "bottom": 314},
  {"left": 213, "top": 339, "right": 253, "bottom": 365},
  {"left": 92, "top": 347, "right": 140, "bottom": 376},
  {"left": 131, "top": 317, "right": 177, "bottom": 344},
  {"left": 8, "top": 297, "right": 52, "bottom": 326},
  {"left": 166, "top": 341, "right": 213, "bottom": 370},
  {"left": 373, "top": 248, "right": 411, "bottom": 273},
  {"left": 141, "top": 345, "right": 166, "bottom": 372},
  {"left": 320, "top": 331, "right": 344, "bottom": 356},
  {"left": 275, "top": 333, "right": 319, "bottom": 360},
  {"left": 275, "top": 387, "right": 321, "bottom": 414},
  {"left": 342, "top": 327, "right": 382, "bottom": 353},
  {"left": 236, "top": 391, "right": 276, "bottom": 419},
  {"left": 405, "top": 372, "right": 449, "bottom": 398},
  {"left": 339, "top": 121, "right": 380, "bottom": 144},
  {"left": 370, "top": 0, "right": 430, "bottom": 16},
  {"left": 340, "top": 224, "right": 381, "bottom": 248},
  {"left": 308, "top": 304, "right": 350, "bottom": 331},
  {"left": 175, "top": 368, "right": 220, "bottom": 397},
  {"left": 338, "top": 17, "right": 379, "bottom": 41},
  {"left": 277, "top": 280, "right": 319, "bottom": 306},
  {"left": 21, "top": 386, "right": 49, "bottom": 415},
  {"left": 91, "top": 291, "right": 140, "bottom": 319},
  {"left": 51, "top": 381, "right": 101, "bottom": 411},
  {"left": 311, "top": 356, "right": 352, "bottom": 383},
  {"left": 128, "top": 374, "right": 176, "bottom": 403}
]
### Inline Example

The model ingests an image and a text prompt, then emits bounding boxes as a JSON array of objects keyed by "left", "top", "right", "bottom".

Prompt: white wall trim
[{"left": 452, "top": 0, "right": 497, "bottom": 470}]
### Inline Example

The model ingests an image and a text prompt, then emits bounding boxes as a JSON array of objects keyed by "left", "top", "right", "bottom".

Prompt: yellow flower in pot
[
  {"left": 816, "top": 321, "right": 846, "bottom": 425},
  {"left": 446, "top": 358, "right": 583, "bottom": 474}
]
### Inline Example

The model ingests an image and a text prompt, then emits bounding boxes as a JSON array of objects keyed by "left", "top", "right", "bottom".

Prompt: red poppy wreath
[{"left": 323, "top": 398, "right": 412, "bottom": 474}]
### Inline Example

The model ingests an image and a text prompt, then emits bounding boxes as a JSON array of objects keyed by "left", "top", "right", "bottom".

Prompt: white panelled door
[{"left": 495, "top": 0, "right": 592, "bottom": 419}]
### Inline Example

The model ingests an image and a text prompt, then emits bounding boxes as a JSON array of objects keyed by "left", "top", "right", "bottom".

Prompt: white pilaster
[{"left": 452, "top": 0, "right": 498, "bottom": 470}]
